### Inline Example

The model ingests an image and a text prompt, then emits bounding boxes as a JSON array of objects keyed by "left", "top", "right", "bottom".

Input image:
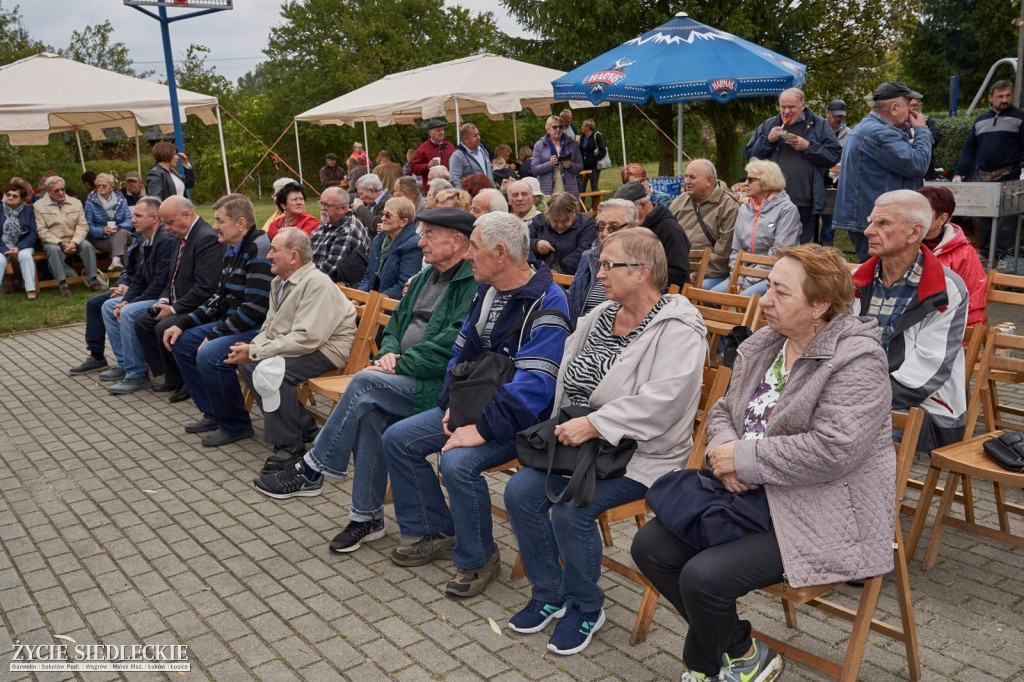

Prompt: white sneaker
[{"left": 107, "top": 257, "right": 123, "bottom": 271}]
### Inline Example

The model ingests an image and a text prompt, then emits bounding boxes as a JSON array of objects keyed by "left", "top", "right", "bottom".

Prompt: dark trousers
[
  {"left": 239, "top": 351, "right": 336, "bottom": 449},
  {"left": 848, "top": 230, "right": 871, "bottom": 263},
  {"left": 580, "top": 168, "right": 601, "bottom": 193},
  {"left": 85, "top": 291, "right": 114, "bottom": 356},
  {"left": 135, "top": 311, "right": 189, "bottom": 386},
  {"left": 630, "top": 517, "right": 784, "bottom": 677},
  {"left": 978, "top": 215, "right": 1019, "bottom": 261},
  {"left": 797, "top": 205, "right": 816, "bottom": 244}
]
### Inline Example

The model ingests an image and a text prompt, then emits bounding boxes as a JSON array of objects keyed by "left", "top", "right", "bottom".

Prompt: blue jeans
[
  {"left": 86, "top": 291, "right": 114, "bottom": 356},
  {"left": 739, "top": 279, "right": 768, "bottom": 297},
  {"left": 700, "top": 275, "right": 728, "bottom": 291},
  {"left": 306, "top": 370, "right": 417, "bottom": 523},
  {"left": 504, "top": 467, "right": 647, "bottom": 613},
  {"left": 382, "top": 406, "right": 516, "bottom": 569},
  {"left": 818, "top": 214, "right": 835, "bottom": 246},
  {"left": 105, "top": 298, "right": 156, "bottom": 377},
  {"left": 172, "top": 322, "right": 258, "bottom": 434}
]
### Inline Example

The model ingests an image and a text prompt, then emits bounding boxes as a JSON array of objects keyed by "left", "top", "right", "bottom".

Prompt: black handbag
[
  {"left": 646, "top": 468, "right": 772, "bottom": 549},
  {"left": 983, "top": 431, "right": 1024, "bottom": 472},
  {"left": 515, "top": 405, "right": 637, "bottom": 507}
]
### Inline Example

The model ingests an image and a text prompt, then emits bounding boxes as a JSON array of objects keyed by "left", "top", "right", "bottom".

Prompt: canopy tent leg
[
  {"left": 363, "top": 120, "right": 370, "bottom": 169},
  {"left": 294, "top": 122, "right": 303, "bottom": 186},
  {"left": 135, "top": 128, "right": 142, "bottom": 177},
  {"left": 618, "top": 103, "right": 627, "bottom": 167},
  {"left": 677, "top": 102, "right": 684, "bottom": 175},
  {"left": 455, "top": 98, "right": 461, "bottom": 144},
  {"left": 513, "top": 113, "right": 518, "bottom": 151},
  {"left": 75, "top": 130, "right": 86, "bottom": 172},
  {"left": 216, "top": 105, "right": 230, "bottom": 196}
]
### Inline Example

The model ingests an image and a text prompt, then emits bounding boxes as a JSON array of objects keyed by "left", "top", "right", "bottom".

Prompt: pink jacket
[{"left": 927, "top": 222, "right": 987, "bottom": 328}]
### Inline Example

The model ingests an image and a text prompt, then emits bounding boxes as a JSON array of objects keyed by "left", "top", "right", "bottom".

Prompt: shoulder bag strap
[{"left": 692, "top": 200, "right": 716, "bottom": 245}]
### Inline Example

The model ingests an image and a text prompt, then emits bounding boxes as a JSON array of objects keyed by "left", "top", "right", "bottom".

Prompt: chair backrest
[
  {"left": 682, "top": 284, "right": 760, "bottom": 365},
  {"left": 727, "top": 250, "right": 779, "bottom": 294},
  {"left": 689, "top": 247, "right": 711, "bottom": 289},
  {"left": 985, "top": 270, "right": 1024, "bottom": 309},
  {"left": 551, "top": 272, "right": 574, "bottom": 289},
  {"left": 366, "top": 295, "right": 400, "bottom": 360},
  {"left": 963, "top": 328, "right": 1024, "bottom": 434},
  {"left": 963, "top": 323, "right": 987, "bottom": 388},
  {"left": 686, "top": 365, "right": 732, "bottom": 469},
  {"left": 338, "top": 287, "right": 381, "bottom": 374}
]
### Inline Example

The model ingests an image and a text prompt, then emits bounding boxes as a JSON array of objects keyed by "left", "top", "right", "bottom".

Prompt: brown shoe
[
  {"left": 89, "top": 280, "right": 106, "bottom": 292},
  {"left": 26, "top": 290, "right": 36, "bottom": 300},
  {"left": 445, "top": 549, "right": 500, "bottom": 598},
  {"left": 59, "top": 284, "right": 72, "bottom": 298}
]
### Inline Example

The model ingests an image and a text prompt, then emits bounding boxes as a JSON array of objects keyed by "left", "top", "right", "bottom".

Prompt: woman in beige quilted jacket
[{"left": 632, "top": 244, "right": 895, "bottom": 682}]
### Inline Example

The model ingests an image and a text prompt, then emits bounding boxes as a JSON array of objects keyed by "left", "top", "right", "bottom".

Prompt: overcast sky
[{"left": 12, "top": 0, "right": 525, "bottom": 82}]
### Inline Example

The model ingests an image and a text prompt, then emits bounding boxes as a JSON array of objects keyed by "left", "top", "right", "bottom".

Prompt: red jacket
[
  {"left": 267, "top": 212, "right": 321, "bottom": 239},
  {"left": 410, "top": 137, "right": 455, "bottom": 192},
  {"left": 926, "top": 222, "right": 987, "bottom": 327}
]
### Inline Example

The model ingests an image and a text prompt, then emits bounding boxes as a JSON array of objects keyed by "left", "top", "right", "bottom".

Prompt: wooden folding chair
[
  {"left": 908, "top": 329, "right": 1024, "bottom": 569},
  {"left": 979, "top": 271, "right": 1024, "bottom": 428},
  {"left": 689, "top": 247, "right": 711, "bottom": 289},
  {"left": 551, "top": 272, "right": 574, "bottom": 289},
  {"left": 726, "top": 250, "right": 778, "bottom": 295},
  {"left": 752, "top": 408, "right": 925, "bottom": 682},
  {"left": 682, "top": 284, "right": 760, "bottom": 366},
  {"left": 597, "top": 364, "right": 732, "bottom": 645}
]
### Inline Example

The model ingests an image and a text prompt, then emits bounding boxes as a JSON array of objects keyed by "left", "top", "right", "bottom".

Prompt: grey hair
[
  {"left": 475, "top": 211, "right": 530, "bottom": 263},
  {"left": 356, "top": 173, "right": 383, "bottom": 192},
  {"left": 277, "top": 226, "right": 313, "bottom": 263},
  {"left": 460, "top": 123, "right": 478, "bottom": 137},
  {"left": 396, "top": 175, "right": 421, "bottom": 197},
  {"left": 43, "top": 175, "right": 66, "bottom": 190},
  {"left": 136, "top": 196, "right": 162, "bottom": 215},
  {"left": 427, "top": 165, "right": 450, "bottom": 180},
  {"left": 597, "top": 198, "right": 639, "bottom": 226},
  {"left": 477, "top": 188, "right": 508, "bottom": 213},
  {"left": 162, "top": 195, "right": 195, "bottom": 214},
  {"left": 272, "top": 177, "right": 297, "bottom": 192},
  {"left": 428, "top": 178, "right": 453, "bottom": 197},
  {"left": 874, "top": 190, "right": 931, "bottom": 242},
  {"left": 211, "top": 193, "right": 256, "bottom": 227},
  {"left": 780, "top": 87, "right": 805, "bottom": 103},
  {"left": 322, "top": 186, "right": 349, "bottom": 207}
]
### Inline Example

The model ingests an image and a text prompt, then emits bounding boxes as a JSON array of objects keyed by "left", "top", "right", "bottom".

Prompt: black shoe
[
  {"left": 69, "top": 356, "right": 108, "bottom": 375},
  {"left": 252, "top": 463, "right": 323, "bottom": 499},
  {"left": 261, "top": 446, "right": 305, "bottom": 475},
  {"left": 201, "top": 427, "right": 254, "bottom": 447},
  {"left": 185, "top": 416, "right": 220, "bottom": 434},
  {"left": 169, "top": 386, "right": 191, "bottom": 403},
  {"left": 108, "top": 376, "right": 153, "bottom": 394},
  {"left": 330, "top": 518, "right": 386, "bottom": 553},
  {"left": 152, "top": 381, "right": 181, "bottom": 393}
]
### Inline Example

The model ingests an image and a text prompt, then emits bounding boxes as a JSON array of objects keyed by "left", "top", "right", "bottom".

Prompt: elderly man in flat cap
[
  {"left": 834, "top": 81, "right": 933, "bottom": 262},
  {"left": 410, "top": 120, "right": 455, "bottom": 193},
  {"left": 253, "top": 207, "right": 478, "bottom": 553}
]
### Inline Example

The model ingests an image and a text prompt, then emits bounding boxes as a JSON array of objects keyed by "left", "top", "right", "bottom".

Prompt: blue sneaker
[
  {"left": 720, "top": 638, "right": 783, "bottom": 682},
  {"left": 546, "top": 606, "right": 605, "bottom": 655},
  {"left": 508, "top": 599, "right": 566, "bottom": 634}
]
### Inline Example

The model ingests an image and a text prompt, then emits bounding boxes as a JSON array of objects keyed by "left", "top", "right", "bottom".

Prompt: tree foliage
[
  {"left": 0, "top": 2, "right": 47, "bottom": 66},
  {"left": 903, "top": 0, "right": 1020, "bottom": 111},
  {"left": 59, "top": 20, "right": 153, "bottom": 78}
]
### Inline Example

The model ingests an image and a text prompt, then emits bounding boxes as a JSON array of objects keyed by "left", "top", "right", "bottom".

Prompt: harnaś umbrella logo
[{"left": 582, "top": 58, "right": 635, "bottom": 96}]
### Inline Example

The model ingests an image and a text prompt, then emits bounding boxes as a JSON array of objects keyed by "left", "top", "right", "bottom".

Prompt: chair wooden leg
[
  {"left": 906, "top": 464, "right": 942, "bottom": 560},
  {"left": 630, "top": 583, "right": 660, "bottom": 645},
  {"left": 508, "top": 552, "right": 526, "bottom": 582},
  {"left": 922, "top": 471, "right": 962, "bottom": 571},
  {"left": 962, "top": 476, "right": 975, "bottom": 524},
  {"left": 893, "top": 533, "right": 922, "bottom": 680},
  {"left": 782, "top": 598, "right": 798, "bottom": 628},
  {"left": 994, "top": 481, "right": 1011, "bottom": 532},
  {"left": 837, "top": 575, "right": 884, "bottom": 682},
  {"left": 599, "top": 517, "right": 614, "bottom": 547}
]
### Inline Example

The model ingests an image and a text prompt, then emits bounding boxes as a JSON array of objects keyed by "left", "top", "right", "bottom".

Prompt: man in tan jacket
[
  {"left": 224, "top": 227, "right": 357, "bottom": 467},
  {"left": 33, "top": 175, "right": 103, "bottom": 296},
  {"left": 669, "top": 159, "right": 739, "bottom": 289}
]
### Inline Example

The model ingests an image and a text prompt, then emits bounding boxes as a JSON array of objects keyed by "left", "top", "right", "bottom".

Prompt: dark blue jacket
[
  {"left": 528, "top": 212, "right": 597, "bottom": 274},
  {"left": 357, "top": 222, "right": 423, "bottom": 298},
  {"left": 953, "top": 105, "right": 1024, "bottom": 178},
  {"left": 123, "top": 226, "right": 177, "bottom": 303},
  {"left": 438, "top": 263, "right": 573, "bottom": 444},
  {"left": 4, "top": 207, "right": 38, "bottom": 250}
]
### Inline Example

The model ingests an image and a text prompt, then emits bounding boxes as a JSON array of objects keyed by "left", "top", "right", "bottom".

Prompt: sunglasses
[
  {"left": 382, "top": 211, "right": 399, "bottom": 219},
  {"left": 596, "top": 260, "right": 642, "bottom": 271},
  {"left": 744, "top": 176, "right": 761, "bottom": 183},
  {"left": 549, "top": 125, "right": 563, "bottom": 130}
]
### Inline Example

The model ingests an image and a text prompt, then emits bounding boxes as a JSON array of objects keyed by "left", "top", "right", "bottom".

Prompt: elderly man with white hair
[
  {"left": 310, "top": 186, "right": 371, "bottom": 286},
  {"left": 352, "top": 173, "right": 390, "bottom": 234},
  {"left": 34, "top": 175, "right": 101, "bottom": 296},
  {"left": 852, "top": 189, "right": 968, "bottom": 452},
  {"left": 380, "top": 211, "right": 572, "bottom": 599},
  {"left": 507, "top": 179, "right": 539, "bottom": 224},
  {"left": 469, "top": 188, "right": 508, "bottom": 217}
]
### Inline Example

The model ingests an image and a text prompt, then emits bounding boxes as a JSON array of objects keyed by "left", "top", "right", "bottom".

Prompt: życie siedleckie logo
[{"left": 582, "top": 58, "right": 635, "bottom": 95}]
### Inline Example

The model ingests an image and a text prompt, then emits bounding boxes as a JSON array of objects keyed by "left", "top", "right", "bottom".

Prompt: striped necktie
[{"left": 169, "top": 238, "right": 186, "bottom": 304}]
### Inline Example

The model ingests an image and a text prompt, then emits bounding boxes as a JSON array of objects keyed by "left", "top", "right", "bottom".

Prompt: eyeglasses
[
  {"left": 549, "top": 125, "right": 562, "bottom": 130},
  {"left": 95, "top": 184, "right": 110, "bottom": 189},
  {"left": 50, "top": 187, "right": 67, "bottom": 193},
  {"left": 744, "top": 176, "right": 760, "bottom": 183},
  {"left": 5, "top": 191, "right": 21, "bottom": 199},
  {"left": 596, "top": 221, "right": 626, "bottom": 233},
  {"left": 596, "top": 260, "right": 642, "bottom": 271},
  {"left": 319, "top": 201, "right": 341, "bottom": 208}
]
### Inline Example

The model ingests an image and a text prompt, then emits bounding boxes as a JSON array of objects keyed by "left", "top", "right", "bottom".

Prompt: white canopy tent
[
  {"left": 292, "top": 53, "right": 594, "bottom": 183},
  {"left": 0, "top": 53, "right": 229, "bottom": 192}
]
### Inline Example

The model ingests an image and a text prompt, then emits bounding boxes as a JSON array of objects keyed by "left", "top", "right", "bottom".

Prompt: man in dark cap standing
[
  {"left": 253, "top": 207, "right": 478, "bottom": 556},
  {"left": 834, "top": 81, "right": 933, "bottom": 262},
  {"left": 320, "top": 153, "right": 345, "bottom": 191},
  {"left": 817, "top": 98, "right": 848, "bottom": 246},
  {"left": 410, "top": 120, "right": 455, "bottom": 193}
]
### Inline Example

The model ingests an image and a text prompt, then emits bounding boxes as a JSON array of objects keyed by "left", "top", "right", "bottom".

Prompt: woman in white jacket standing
[{"left": 503, "top": 228, "right": 707, "bottom": 657}]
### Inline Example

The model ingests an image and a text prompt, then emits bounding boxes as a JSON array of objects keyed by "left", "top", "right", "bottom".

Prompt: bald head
[
  {"left": 506, "top": 180, "right": 533, "bottom": 218},
  {"left": 159, "top": 196, "right": 197, "bottom": 239},
  {"left": 683, "top": 159, "right": 718, "bottom": 203}
]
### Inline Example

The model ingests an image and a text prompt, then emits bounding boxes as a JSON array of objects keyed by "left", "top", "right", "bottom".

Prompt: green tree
[
  {"left": 59, "top": 20, "right": 152, "bottom": 78},
  {"left": 903, "top": 0, "right": 1020, "bottom": 111},
  {"left": 0, "top": 2, "right": 47, "bottom": 66}
]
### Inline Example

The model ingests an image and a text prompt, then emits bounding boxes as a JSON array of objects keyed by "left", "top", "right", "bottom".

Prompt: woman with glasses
[
  {"left": 1, "top": 183, "right": 38, "bottom": 299},
  {"left": 266, "top": 182, "right": 321, "bottom": 239},
  {"left": 528, "top": 192, "right": 597, "bottom": 275},
  {"left": 532, "top": 116, "right": 583, "bottom": 197},
  {"left": 504, "top": 227, "right": 706, "bottom": 656},
  {"left": 356, "top": 196, "right": 423, "bottom": 299},
  {"left": 711, "top": 159, "right": 800, "bottom": 295},
  {"left": 84, "top": 172, "right": 134, "bottom": 271},
  {"left": 566, "top": 198, "right": 637, "bottom": 317}
]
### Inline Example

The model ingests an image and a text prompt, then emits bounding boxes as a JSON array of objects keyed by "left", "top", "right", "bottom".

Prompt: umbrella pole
[
  {"left": 677, "top": 102, "right": 684, "bottom": 175},
  {"left": 618, "top": 103, "right": 627, "bottom": 166},
  {"left": 294, "top": 121, "right": 303, "bottom": 187},
  {"left": 217, "top": 105, "right": 230, "bottom": 196},
  {"left": 75, "top": 130, "right": 86, "bottom": 173},
  {"left": 363, "top": 120, "right": 370, "bottom": 170},
  {"left": 455, "top": 98, "right": 461, "bottom": 144}
]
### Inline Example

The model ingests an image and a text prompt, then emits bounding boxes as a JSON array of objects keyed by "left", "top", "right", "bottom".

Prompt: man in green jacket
[{"left": 253, "top": 207, "right": 478, "bottom": 553}]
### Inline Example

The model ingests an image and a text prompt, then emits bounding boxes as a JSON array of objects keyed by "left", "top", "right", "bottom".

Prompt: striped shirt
[{"left": 867, "top": 252, "right": 923, "bottom": 351}]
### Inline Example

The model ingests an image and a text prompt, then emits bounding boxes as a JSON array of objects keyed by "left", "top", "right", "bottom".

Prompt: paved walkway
[{"left": 1, "top": 310, "right": 1022, "bottom": 681}]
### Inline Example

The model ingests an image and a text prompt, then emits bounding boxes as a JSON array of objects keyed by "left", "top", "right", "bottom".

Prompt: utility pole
[{"left": 1016, "top": 2, "right": 1024, "bottom": 107}]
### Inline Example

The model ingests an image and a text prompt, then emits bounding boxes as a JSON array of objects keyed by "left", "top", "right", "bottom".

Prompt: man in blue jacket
[
  {"left": 383, "top": 212, "right": 572, "bottom": 599},
  {"left": 70, "top": 197, "right": 175, "bottom": 379}
]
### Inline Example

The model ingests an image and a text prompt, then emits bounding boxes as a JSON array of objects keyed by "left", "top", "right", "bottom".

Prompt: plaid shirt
[
  {"left": 310, "top": 211, "right": 371, "bottom": 285},
  {"left": 866, "top": 251, "right": 923, "bottom": 351}
]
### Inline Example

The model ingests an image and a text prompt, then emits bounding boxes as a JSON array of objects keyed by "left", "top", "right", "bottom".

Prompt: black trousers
[
  {"left": 239, "top": 351, "right": 336, "bottom": 449},
  {"left": 134, "top": 311, "right": 189, "bottom": 386},
  {"left": 630, "top": 517, "right": 784, "bottom": 677}
]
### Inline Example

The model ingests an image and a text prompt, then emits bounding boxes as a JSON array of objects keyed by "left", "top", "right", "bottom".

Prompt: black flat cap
[
  {"left": 826, "top": 99, "right": 847, "bottom": 116},
  {"left": 613, "top": 181, "right": 648, "bottom": 202},
  {"left": 325, "top": 153, "right": 338, "bottom": 160},
  {"left": 423, "top": 119, "right": 448, "bottom": 130},
  {"left": 415, "top": 207, "right": 475, "bottom": 237},
  {"left": 873, "top": 81, "right": 923, "bottom": 101}
]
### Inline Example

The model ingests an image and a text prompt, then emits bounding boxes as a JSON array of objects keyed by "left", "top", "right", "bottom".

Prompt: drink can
[{"left": 995, "top": 322, "right": 1016, "bottom": 357}]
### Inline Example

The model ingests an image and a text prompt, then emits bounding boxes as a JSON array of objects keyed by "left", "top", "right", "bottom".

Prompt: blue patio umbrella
[{"left": 553, "top": 13, "right": 806, "bottom": 170}]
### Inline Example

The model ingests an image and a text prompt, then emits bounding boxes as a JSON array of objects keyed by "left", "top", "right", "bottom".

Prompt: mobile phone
[{"left": 558, "top": 153, "right": 572, "bottom": 161}]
